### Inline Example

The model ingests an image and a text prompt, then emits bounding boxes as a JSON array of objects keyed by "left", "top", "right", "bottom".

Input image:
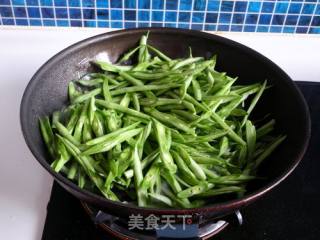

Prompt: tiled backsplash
[{"left": 0, "top": 0, "right": 319, "bottom": 34}]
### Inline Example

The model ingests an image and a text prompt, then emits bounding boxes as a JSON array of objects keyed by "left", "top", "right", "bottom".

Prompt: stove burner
[{"left": 81, "top": 202, "right": 243, "bottom": 239}]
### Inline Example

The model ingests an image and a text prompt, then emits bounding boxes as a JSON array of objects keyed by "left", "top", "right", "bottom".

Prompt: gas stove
[{"left": 41, "top": 82, "right": 320, "bottom": 240}]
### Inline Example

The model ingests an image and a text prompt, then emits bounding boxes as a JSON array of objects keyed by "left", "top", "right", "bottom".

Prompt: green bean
[
  {"left": 96, "top": 100, "right": 151, "bottom": 120},
  {"left": 149, "top": 193, "right": 173, "bottom": 207},
  {"left": 197, "top": 186, "right": 244, "bottom": 197},
  {"left": 73, "top": 101, "right": 89, "bottom": 141},
  {"left": 110, "top": 83, "right": 181, "bottom": 96},
  {"left": 68, "top": 82, "right": 81, "bottom": 102},
  {"left": 67, "top": 162, "right": 78, "bottom": 180},
  {"left": 145, "top": 107, "right": 195, "bottom": 134},
  {"left": 85, "top": 122, "right": 140, "bottom": 146},
  {"left": 82, "top": 128, "right": 143, "bottom": 155},
  {"left": 95, "top": 61, "right": 132, "bottom": 72},
  {"left": 131, "top": 93, "right": 140, "bottom": 111},
  {"left": 178, "top": 182, "right": 214, "bottom": 198},
  {"left": 254, "top": 135, "right": 286, "bottom": 169},
  {"left": 78, "top": 78, "right": 103, "bottom": 87},
  {"left": 242, "top": 80, "right": 267, "bottom": 126},
  {"left": 192, "top": 78, "right": 202, "bottom": 101},
  {"left": 72, "top": 88, "right": 101, "bottom": 104},
  {"left": 257, "top": 119, "right": 275, "bottom": 139},
  {"left": 66, "top": 105, "right": 81, "bottom": 133},
  {"left": 147, "top": 44, "right": 172, "bottom": 62},
  {"left": 54, "top": 120, "right": 80, "bottom": 146},
  {"left": 39, "top": 117, "right": 56, "bottom": 157},
  {"left": 153, "top": 119, "right": 177, "bottom": 173},
  {"left": 172, "top": 57, "right": 203, "bottom": 70},
  {"left": 245, "top": 120, "right": 256, "bottom": 159},
  {"left": 140, "top": 98, "right": 182, "bottom": 107}
]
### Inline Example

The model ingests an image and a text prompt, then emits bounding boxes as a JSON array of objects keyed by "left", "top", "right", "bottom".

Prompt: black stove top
[{"left": 42, "top": 82, "right": 320, "bottom": 240}]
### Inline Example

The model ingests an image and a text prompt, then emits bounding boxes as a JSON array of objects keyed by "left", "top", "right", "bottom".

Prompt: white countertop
[{"left": 0, "top": 27, "right": 319, "bottom": 240}]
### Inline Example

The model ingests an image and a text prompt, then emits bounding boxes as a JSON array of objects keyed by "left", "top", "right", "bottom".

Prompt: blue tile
[
  {"left": 207, "top": 0, "right": 220, "bottom": 11},
  {"left": 69, "top": 8, "right": 81, "bottom": 19},
  {"left": 315, "top": 4, "right": 320, "bottom": 15},
  {"left": 125, "top": 10, "right": 136, "bottom": 20},
  {"left": 138, "top": 22, "right": 150, "bottom": 27},
  {"left": 166, "top": 0, "right": 178, "bottom": 10},
  {"left": 152, "top": 0, "right": 163, "bottom": 9},
  {"left": 110, "top": 0, "right": 122, "bottom": 8},
  {"left": 68, "top": 0, "right": 80, "bottom": 7},
  {"left": 283, "top": 26, "right": 295, "bottom": 33},
  {"left": 139, "top": 0, "right": 150, "bottom": 9},
  {"left": 28, "top": 7, "right": 40, "bottom": 18},
  {"left": 16, "top": 19, "right": 29, "bottom": 26},
  {"left": 299, "top": 16, "right": 312, "bottom": 26},
  {"left": 138, "top": 10, "right": 149, "bottom": 21},
  {"left": 221, "top": 1, "right": 234, "bottom": 12},
  {"left": 245, "top": 14, "right": 258, "bottom": 24},
  {"left": 165, "top": 11, "right": 177, "bottom": 22},
  {"left": 97, "top": 9, "right": 108, "bottom": 20},
  {"left": 83, "top": 8, "right": 94, "bottom": 19},
  {"left": 257, "top": 26, "right": 269, "bottom": 32},
  {"left": 152, "top": 11, "right": 163, "bottom": 21},
  {"left": 217, "top": 24, "right": 229, "bottom": 31},
  {"left": 259, "top": 14, "right": 272, "bottom": 25},
  {"left": 301, "top": 4, "right": 315, "bottom": 14},
  {"left": 12, "top": 0, "right": 24, "bottom": 6},
  {"left": 193, "top": 0, "right": 206, "bottom": 11},
  {"left": 311, "top": 16, "right": 320, "bottom": 26},
  {"left": 14, "top": 7, "right": 27, "bottom": 17},
  {"left": 192, "top": 12, "right": 204, "bottom": 23},
  {"left": 165, "top": 22, "right": 176, "bottom": 28},
  {"left": 270, "top": 26, "right": 282, "bottom": 33},
  {"left": 84, "top": 20, "right": 96, "bottom": 27},
  {"left": 275, "top": 2, "right": 288, "bottom": 14},
  {"left": 82, "top": 0, "right": 94, "bottom": 7},
  {"left": 205, "top": 24, "right": 216, "bottom": 31},
  {"left": 244, "top": 25, "right": 256, "bottom": 32},
  {"left": 70, "top": 20, "right": 82, "bottom": 27},
  {"left": 288, "top": 3, "right": 302, "bottom": 14},
  {"left": 180, "top": 0, "right": 192, "bottom": 11},
  {"left": 26, "top": 0, "right": 38, "bottom": 6},
  {"left": 261, "top": 2, "right": 274, "bottom": 13},
  {"left": 296, "top": 27, "right": 308, "bottom": 34},
  {"left": 55, "top": 8, "right": 67, "bottom": 18},
  {"left": 309, "top": 27, "right": 320, "bottom": 34},
  {"left": 98, "top": 21, "right": 108, "bottom": 27},
  {"left": 191, "top": 23, "right": 203, "bottom": 30},
  {"left": 151, "top": 22, "right": 162, "bottom": 27},
  {"left": 179, "top": 11, "right": 190, "bottom": 22},
  {"left": 206, "top": 13, "right": 218, "bottom": 23},
  {"left": 0, "top": 0, "right": 10, "bottom": 5},
  {"left": 30, "top": 19, "right": 42, "bottom": 25},
  {"left": 231, "top": 25, "right": 242, "bottom": 32},
  {"left": 178, "top": 23, "right": 189, "bottom": 29},
  {"left": 232, "top": 14, "right": 245, "bottom": 24},
  {"left": 57, "top": 19, "right": 69, "bottom": 26},
  {"left": 235, "top": 1, "right": 247, "bottom": 12},
  {"left": 248, "top": 1, "right": 261, "bottom": 13},
  {"left": 2, "top": 18, "right": 14, "bottom": 25},
  {"left": 0, "top": 7, "right": 13, "bottom": 17},
  {"left": 43, "top": 19, "right": 55, "bottom": 26},
  {"left": 111, "top": 10, "right": 122, "bottom": 20},
  {"left": 125, "top": 22, "right": 136, "bottom": 28},
  {"left": 219, "top": 13, "right": 231, "bottom": 24},
  {"left": 272, "top": 15, "right": 285, "bottom": 25},
  {"left": 96, "top": 0, "right": 108, "bottom": 8},
  {"left": 285, "top": 15, "right": 299, "bottom": 26},
  {"left": 40, "top": 0, "right": 53, "bottom": 6},
  {"left": 125, "top": 0, "right": 135, "bottom": 8},
  {"left": 54, "top": 0, "right": 66, "bottom": 7}
]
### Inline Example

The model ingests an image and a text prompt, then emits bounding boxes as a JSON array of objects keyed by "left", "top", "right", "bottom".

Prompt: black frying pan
[{"left": 20, "top": 28, "right": 310, "bottom": 222}]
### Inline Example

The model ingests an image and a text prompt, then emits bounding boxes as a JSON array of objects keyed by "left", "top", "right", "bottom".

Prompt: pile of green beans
[{"left": 39, "top": 33, "right": 285, "bottom": 208}]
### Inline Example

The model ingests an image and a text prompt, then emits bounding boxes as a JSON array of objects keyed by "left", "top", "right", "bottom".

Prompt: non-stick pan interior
[{"left": 20, "top": 28, "right": 310, "bottom": 217}]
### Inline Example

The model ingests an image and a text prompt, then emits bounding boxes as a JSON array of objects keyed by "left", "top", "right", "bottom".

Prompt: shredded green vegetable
[{"left": 39, "top": 33, "right": 285, "bottom": 209}]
